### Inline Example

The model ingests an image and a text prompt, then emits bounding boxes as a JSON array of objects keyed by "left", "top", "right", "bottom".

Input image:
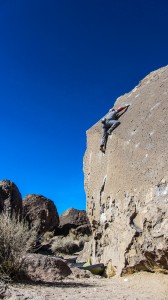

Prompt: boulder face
[
  {"left": 59, "top": 208, "right": 90, "bottom": 227},
  {"left": 23, "top": 194, "right": 59, "bottom": 234},
  {"left": 84, "top": 66, "right": 168, "bottom": 275},
  {"left": 0, "top": 180, "right": 22, "bottom": 216},
  {"left": 21, "top": 253, "right": 72, "bottom": 282},
  {"left": 57, "top": 208, "right": 91, "bottom": 236}
]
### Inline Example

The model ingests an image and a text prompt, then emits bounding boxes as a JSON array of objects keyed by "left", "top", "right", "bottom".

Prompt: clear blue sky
[{"left": 0, "top": 0, "right": 167, "bottom": 215}]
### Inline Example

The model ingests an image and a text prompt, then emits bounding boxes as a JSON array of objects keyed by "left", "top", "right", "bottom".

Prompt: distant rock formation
[
  {"left": 0, "top": 180, "right": 22, "bottom": 216},
  {"left": 23, "top": 194, "right": 59, "bottom": 234},
  {"left": 58, "top": 208, "right": 91, "bottom": 235},
  {"left": 60, "top": 208, "right": 90, "bottom": 227},
  {"left": 84, "top": 66, "right": 168, "bottom": 275}
]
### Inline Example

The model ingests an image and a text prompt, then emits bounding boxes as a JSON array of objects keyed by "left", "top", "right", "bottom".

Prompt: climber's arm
[{"left": 117, "top": 104, "right": 130, "bottom": 113}]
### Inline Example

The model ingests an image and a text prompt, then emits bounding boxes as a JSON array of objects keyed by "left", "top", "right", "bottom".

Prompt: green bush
[{"left": 0, "top": 212, "right": 38, "bottom": 281}]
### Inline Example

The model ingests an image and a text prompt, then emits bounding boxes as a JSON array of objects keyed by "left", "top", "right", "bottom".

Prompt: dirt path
[{"left": 9, "top": 272, "right": 168, "bottom": 300}]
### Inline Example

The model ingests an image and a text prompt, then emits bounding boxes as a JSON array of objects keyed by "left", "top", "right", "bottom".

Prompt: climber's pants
[{"left": 101, "top": 120, "right": 120, "bottom": 146}]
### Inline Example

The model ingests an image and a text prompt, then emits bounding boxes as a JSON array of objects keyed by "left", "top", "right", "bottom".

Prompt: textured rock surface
[
  {"left": 58, "top": 208, "right": 91, "bottom": 236},
  {"left": 59, "top": 208, "right": 90, "bottom": 227},
  {"left": 0, "top": 180, "right": 22, "bottom": 216},
  {"left": 23, "top": 194, "right": 59, "bottom": 234},
  {"left": 84, "top": 66, "right": 168, "bottom": 275},
  {"left": 21, "top": 253, "right": 72, "bottom": 282},
  {"left": 68, "top": 264, "right": 93, "bottom": 279}
]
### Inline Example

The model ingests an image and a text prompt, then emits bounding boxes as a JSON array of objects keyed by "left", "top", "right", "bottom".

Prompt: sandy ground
[{"left": 9, "top": 272, "right": 168, "bottom": 300}]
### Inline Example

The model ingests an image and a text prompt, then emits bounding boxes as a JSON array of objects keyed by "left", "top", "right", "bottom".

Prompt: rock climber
[{"left": 100, "top": 104, "right": 130, "bottom": 152}]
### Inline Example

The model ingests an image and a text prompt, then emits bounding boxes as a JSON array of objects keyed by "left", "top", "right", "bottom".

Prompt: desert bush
[
  {"left": 41, "top": 231, "right": 54, "bottom": 243},
  {"left": 51, "top": 227, "right": 91, "bottom": 256},
  {"left": 69, "top": 229, "right": 90, "bottom": 243},
  {"left": 0, "top": 212, "right": 38, "bottom": 281},
  {"left": 51, "top": 235, "right": 80, "bottom": 255}
]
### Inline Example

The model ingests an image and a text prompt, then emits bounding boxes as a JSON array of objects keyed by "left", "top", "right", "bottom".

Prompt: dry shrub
[
  {"left": 51, "top": 235, "right": 80, "bottom": 255},
  {"left": 0, "top": 212, "right": 38, "bottom": 281},
  {"left": 41, "top": 231, "right": 54, "bottom": 243},
  {"left": 51, "top": 227, "right": 91, "bottom": 256}
]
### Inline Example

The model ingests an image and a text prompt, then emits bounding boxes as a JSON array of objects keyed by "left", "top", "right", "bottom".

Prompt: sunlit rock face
[{"left": 84, "top": 66, "right": 168, "bottom": 275}]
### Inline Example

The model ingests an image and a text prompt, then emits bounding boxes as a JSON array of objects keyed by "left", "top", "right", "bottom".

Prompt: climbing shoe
[{"left": 100, "top": 145, "right": 105, "bottom": 152}]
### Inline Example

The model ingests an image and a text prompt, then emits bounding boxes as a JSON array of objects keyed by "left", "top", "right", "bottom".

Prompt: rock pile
[{"left": 0, "top": 180, "right": 91, "bottom": 282}]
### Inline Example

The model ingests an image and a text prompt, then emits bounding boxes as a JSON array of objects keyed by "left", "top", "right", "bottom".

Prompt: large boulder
[
  {"left": 21, "top": 253, "right": 72, "bottom": 282},
  {"left": 0, "top": 180, "right": 22, "bottom": 216},
  {"left": 23, "top": 194, "right": 59, "bottom": 234},
  {"left": 84, "top": 66, "right": 168, "bottom": 275},
  {"left": 59, "top": 208, "right": 90, "bottom": 234}
]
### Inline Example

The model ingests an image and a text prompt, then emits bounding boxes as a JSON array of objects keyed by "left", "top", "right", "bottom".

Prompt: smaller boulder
[
  {"left": 23, "top": 194, "right": 59, "bottom": 234},
  {"left": 21, "top": 253, "right": 72, "bottom": 282}
]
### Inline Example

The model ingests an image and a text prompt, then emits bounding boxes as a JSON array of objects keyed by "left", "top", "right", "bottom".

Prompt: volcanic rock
[
  {"left": 23, "top": 194, "right": 59, "bottom": 234},
  {"left": 60, "top": 208, "right": 90, "bottom": 226},
  {"left": 21, "top": 253, "right": 72, "bottom": 282},
  {"left": 58, "top": 208, "right": 90, "bottom": 235},
  {"left": 84, "top": 65, "right": 168, "bottom": 275},
  {"left": 0, "top": 180, "right": 22, "bottom": 216}
]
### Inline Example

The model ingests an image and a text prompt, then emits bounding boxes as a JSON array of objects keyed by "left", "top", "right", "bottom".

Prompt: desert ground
[{"left": 7, "top": 272, "right": 168, "bottom": 300}]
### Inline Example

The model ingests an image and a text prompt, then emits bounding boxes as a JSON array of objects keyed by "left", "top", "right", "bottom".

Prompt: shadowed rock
[
  {"left": 23, "top": 194, "right": 59, "bottom": 234},
  {"left": 0, "top": 179, "right": 22, "bottom": 216},
  {"left": 84, "top": 65, "right": 168, "bottom": 275}
]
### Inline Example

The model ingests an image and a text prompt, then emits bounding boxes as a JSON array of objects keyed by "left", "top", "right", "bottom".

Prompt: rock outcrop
[
  {"left": 23, "top": 194, "right": 59, "bottom": 234},
  {"left": 84, "top": 66, "right": 168, "bottom": 275},
  {"left": 0, "top": 180, "right": 22, "bottom": 216}
]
